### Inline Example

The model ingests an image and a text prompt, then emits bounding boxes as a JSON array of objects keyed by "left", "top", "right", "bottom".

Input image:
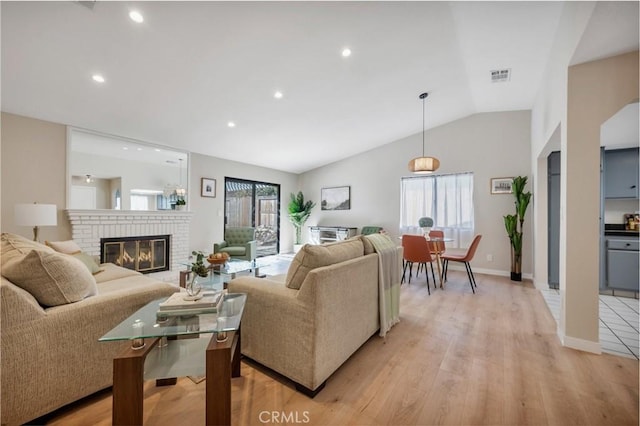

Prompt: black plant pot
[{"left": 510, "top": 272, "right": 522, "bottom": 281}]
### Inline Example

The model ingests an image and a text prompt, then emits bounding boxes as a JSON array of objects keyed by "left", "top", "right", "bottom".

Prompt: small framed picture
[
  {"left": 201, "top": 178, "right": 216, "bottom": 198},
  {"left": 321, "top": 186, "right": 350, "bottom": 210},
  {"left": 490, "top": 177, "right": 513, "bottom": 194}
]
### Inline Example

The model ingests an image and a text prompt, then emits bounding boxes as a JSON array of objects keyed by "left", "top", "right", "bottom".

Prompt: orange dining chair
[
  {"left": 401, "top": 234, "right": 437, "bottom": 294},
  {"left": 441, "top": 234, "right": 482, "bottom": 294},
  {"left": 428, "top": 229, "right": 446, "bottom": 255}
]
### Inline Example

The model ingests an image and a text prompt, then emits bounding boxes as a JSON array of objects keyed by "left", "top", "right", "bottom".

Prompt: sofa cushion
[
  {"left": 348, "top": 235, "right": 375, "bottom": 255},
  {"left": 220, "top": 246, "right": 246, "bottom": 256},
  {"left": 72, "top": 252, "right": 104, "bottom": 275},
  {"left": 285, "top": 239, "right": 364, "bottom": 290},
  {"left": 2, "top": 249, "right": 98, "bottom": 307},
  {"left": 0, "top": 232, "right": 54, "bottom": 268},
  {"left": 94, "top": 263, "right": 141, "bottom": 283},
  {"left": 45, "top": 239, "right": 82, "bottom": 254}
]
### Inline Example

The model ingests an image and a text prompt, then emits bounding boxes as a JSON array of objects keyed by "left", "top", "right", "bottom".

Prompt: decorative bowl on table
[{"left": 207, "top": 253, "right": 229, "bottom": 265}]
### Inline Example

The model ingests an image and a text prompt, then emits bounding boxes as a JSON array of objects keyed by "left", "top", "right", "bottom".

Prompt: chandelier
[{"left": 163, "top": 158, "right": 186, "bottom": 197}]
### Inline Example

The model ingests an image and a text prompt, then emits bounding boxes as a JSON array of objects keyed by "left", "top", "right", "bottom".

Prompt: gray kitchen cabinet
[
  {"left": 605, "top": 237, "right": 639, "bottom": 291},
  {"left": 548, "top": 151, "right": 560, "bottom": 289},
  {"left": 604, "top": 147, "right": 639, "bottom": 199}
]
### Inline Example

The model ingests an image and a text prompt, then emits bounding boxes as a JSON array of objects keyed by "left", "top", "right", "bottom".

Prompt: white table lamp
[{"left": 15, "top": 203, "right": 57, "bottom": 241}]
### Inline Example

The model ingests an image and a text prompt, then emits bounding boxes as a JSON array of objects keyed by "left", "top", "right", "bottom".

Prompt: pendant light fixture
[{"left": 408, "top": 92, "right": 440, "bottom": 174}]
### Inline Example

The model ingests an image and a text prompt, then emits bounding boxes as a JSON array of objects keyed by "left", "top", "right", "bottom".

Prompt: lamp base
[{"left": 32, "top": 226, "right": 40, "bottom": 242}]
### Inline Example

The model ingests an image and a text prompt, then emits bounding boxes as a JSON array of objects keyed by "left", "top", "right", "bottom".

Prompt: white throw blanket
[{"left": 365, "top": 234, "right": 401, "bottom": 337}]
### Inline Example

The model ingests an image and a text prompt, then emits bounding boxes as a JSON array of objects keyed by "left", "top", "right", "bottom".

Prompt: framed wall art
[
  {"left": 490, "top": 177, "right": 513, "bottom": 194},
  {"left": 201, "top": 178, "right": 216, "bottom": 198},
  {"left": 321, "top": 186, "right": 350, "bottom": 210}
]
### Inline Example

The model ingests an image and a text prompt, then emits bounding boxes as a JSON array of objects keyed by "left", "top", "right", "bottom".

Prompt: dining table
[{"left": 427, "top": 237, "right": 454, "bottom": 288}]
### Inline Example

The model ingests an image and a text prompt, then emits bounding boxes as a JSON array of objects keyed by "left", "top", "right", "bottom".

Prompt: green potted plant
[
  {"left": 287, "top": 191, "right": 316, "bottom": 252},
  {"left": 175, "top": 196, "right": 186, "bottom": 211},
  {"left": 186, "top": 250, "right": 209, "bottom": 298},
  {"left": 503, "top": 176, "right": 532, "bottom": 281}
]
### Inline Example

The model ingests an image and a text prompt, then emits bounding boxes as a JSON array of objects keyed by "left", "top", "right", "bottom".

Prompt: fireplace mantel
[{"left": 66, "top": 210, "right": 193, "bottom": 274}]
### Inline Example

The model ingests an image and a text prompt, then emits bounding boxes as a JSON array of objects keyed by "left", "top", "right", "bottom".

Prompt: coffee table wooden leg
[
  {"left": 206, "top": 331, "right": 234, "bottom": 426},
  {"left": 113, "top": 338, "right": 159, "bottom": 426},
  {"left": 231, "top": 326, "right": 241, "bottom": 378}
]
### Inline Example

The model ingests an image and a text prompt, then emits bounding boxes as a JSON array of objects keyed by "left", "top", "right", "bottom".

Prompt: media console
[{"left": 309, "top": 226, "right": 358, "bottom": 244}]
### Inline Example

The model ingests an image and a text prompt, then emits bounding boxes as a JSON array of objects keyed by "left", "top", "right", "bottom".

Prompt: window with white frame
[{"left": 399, "top": 172, "right": 474, "bottom": 248}]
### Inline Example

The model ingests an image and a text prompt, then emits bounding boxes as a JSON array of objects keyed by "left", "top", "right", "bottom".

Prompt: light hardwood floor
[{"left": 42, "top": 270, "right": 639, "bottom": 425}]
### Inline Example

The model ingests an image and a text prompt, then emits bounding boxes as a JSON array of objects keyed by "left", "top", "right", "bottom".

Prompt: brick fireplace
[{"left": 66, "top": 210, "right": 193, "bottom": 275}]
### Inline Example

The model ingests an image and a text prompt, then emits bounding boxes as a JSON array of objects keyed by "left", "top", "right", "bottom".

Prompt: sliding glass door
[{"left": 224, "top": 177, "right": 280, "bottom": 257}]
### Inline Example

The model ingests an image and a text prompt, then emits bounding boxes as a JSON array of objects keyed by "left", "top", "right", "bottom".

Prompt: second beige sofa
[{"left": 228, "top": 237, "right": 380, "bottom": 396}]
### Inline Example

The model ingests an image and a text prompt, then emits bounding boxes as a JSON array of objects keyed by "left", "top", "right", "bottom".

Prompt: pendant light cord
[{"left": 422, "top": 96, "right": 425, "bottom": 157}]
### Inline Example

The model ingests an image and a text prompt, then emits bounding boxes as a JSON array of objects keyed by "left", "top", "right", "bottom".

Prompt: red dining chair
[
  {"left": 441, "top": 234, "right": 482, "bottom": 294},
  {"left": 401, "top": 234, "right": 437, "bottom": 294}
]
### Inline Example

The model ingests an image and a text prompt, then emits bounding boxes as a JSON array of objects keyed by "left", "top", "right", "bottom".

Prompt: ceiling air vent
[
  {"left": 490, "top": 69, "right": 511, "bottom": 83},
  {"left": 74, "top": 1, "right": 96, "bottom": 10}
]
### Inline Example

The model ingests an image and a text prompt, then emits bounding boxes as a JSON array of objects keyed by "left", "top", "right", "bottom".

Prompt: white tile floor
[{"left": 541, "top": 289, "right": 639, "bottom": 359}]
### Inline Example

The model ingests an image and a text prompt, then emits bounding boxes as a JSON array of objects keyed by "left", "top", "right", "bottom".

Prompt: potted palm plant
[
  {"left": 503, "top": 176, "right": 532, "bottom": 281},
  {"left": 287, "top": 191, "right": 315, "bottom": 252}
]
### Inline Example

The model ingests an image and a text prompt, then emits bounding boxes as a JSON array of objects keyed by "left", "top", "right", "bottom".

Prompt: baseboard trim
[
  {"left": 446, "top": 264, "right": 533, "bottom": 280},
  {"left": 557, "top": 329, "right": 601, "bottom": 354}
]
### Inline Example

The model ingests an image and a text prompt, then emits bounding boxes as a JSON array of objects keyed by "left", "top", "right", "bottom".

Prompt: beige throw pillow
[
  {"left": 45, "top": 239, "right": 82, "bottom": 254},
  {"left": 1, "top": 232, "right": 54, "bottom": 268},
  {"left": 3, "top": 249, "right": 98, "bottom": 307},
  {"left": 285, "top": 238, "right": 364, "bottom": 290}
]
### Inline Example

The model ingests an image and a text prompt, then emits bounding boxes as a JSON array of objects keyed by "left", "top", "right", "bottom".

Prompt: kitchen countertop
[{"left": 605, "top": 224, "right": 640, "bottom": 238}]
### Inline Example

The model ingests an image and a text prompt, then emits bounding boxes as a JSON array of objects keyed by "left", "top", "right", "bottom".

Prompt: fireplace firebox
[{"left": 100, "top": 235, "right": 170, "bottom": 274}]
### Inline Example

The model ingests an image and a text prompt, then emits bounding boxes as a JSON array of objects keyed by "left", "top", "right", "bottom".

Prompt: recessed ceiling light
[
  {"left": 274, "top": 91, "right": 283, "bottom": 99},
  {"left": 122, "top": 147, "right": 129, "bottom": 150},
  {"left": 154, "top": 148, "right": 161, "bottom": 152},
  {"left": 92, "top": 74, "right": 105, "bottom": 83},
  {"left": 137, "top": 148, "right": 143, "bottom": 151},
  {"left": 341, "top": 48, "right": 352, "bottom": 57},
  {"left": 129, "top": 11, "right": 144, "bottom": 23},
  {"left": 227, "top": 122, "right": 236, "bottom": 128}
]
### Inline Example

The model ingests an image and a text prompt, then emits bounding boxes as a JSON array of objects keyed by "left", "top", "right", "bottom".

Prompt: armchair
[
  {"left": 214, "top": 227, "right": 257, "bottom": 261},
  {"left": 361, "top": 226, "right": 383, "bottom": 235}
]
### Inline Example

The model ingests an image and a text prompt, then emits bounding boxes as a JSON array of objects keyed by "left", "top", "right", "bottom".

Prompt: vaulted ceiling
[{"left": 2, "top": 1, "right": 638, "bottom": 173}]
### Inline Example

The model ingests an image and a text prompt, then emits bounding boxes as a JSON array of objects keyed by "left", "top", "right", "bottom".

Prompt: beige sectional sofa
[
  {"left": 0, "top": 233, "right": 177, "bottom": 425},
  {"left": 228, "top": 237, "right": 389, "bottom": 396}
]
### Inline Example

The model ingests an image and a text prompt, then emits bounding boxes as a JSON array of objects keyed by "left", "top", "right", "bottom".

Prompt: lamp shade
[
  {"left": 408, "top": 156, "right": 440, "bottom": 174},
  {"left": 15, "top": 203, "right": 58, "bottom": 227}
]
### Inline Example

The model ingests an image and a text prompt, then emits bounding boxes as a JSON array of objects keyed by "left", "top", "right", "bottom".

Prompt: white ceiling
[{"left": 2, "top": 1, "right": 638, "bottom": 174}]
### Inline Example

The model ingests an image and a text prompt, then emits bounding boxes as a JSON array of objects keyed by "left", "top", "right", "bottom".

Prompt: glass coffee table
[
  {"left": 179, "top": 258, "right": 271, "bottom": 290},
  {"left": 99, "top": 293, "right": 246, "bottom": 425}
]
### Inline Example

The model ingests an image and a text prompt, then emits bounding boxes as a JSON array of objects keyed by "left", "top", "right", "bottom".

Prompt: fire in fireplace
[{"left": 100, "top": 235, "right": 170, "bottom": 274}]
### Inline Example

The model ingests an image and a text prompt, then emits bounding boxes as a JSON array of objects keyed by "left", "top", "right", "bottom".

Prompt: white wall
[
  {"left": 2, "top": 112, "right": 300, "bottom": 256},
  {"left": 530, "top": 0, "right": 639, "bottom": 353},
  {"left": 188, "top": 153, "right": 299, "bottom": 256},
  {"left": 300, "top": 111, "right": 532, "bottom": 276},
  {"left": 1, "top": 112, "right": 70, "bottom": 241}
]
